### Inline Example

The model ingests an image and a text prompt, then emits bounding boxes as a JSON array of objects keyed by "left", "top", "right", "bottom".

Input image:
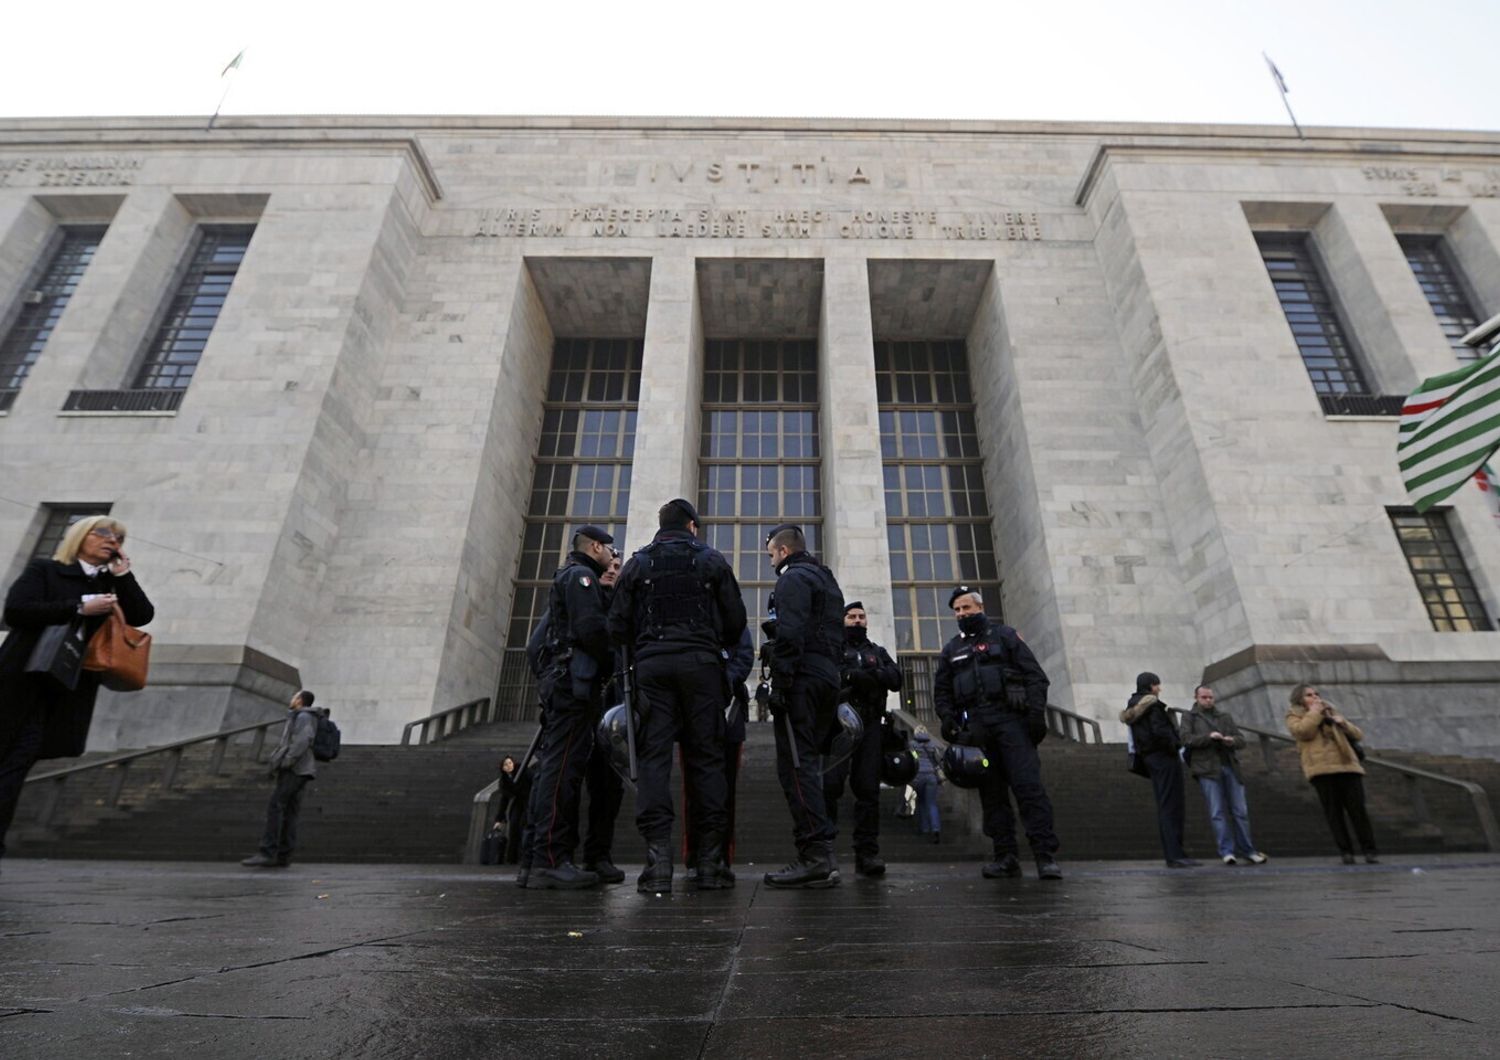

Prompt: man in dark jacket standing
[
  {"left": 1183, "top": 684, "right": 1268, "bottom": 866},
  {"left": 523, "top": 525, "right": 616, "bottom": 889},
  {"left": 608, "top": 499, "right": 747, "bottom": 892},
  {"left": 761, "top": 524, "right": 846, "bottom": 889},
  {"left": 825, "top": 601, "right": 902, "bottom": 877},
  {"left": 1121, "top": 672, "right": 1198, "bottom": 868},
  {"left": 242, "top": 690, "right": 320, "bottom": 868},
  {"left": 934, "top": 586, "right": 1062, "bottom": 881}
]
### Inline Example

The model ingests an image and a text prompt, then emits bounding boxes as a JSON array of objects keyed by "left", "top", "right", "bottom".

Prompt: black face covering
[
  {"left": 957, "top": 612, "right": 988, "bottom": 638},
  {"left": 844, "top": 625, "right": 867, "bottom": 645}
]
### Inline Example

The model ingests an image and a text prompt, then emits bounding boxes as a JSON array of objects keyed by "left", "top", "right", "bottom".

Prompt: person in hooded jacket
[
  {"left": 824, "top": 601, "right": 902, "bottom": 876},
  {"left": 911, "top": 728, "right": 943, "bottom": 840},
  {"left": 1121, "top": 672, "right": 1198, "bottom": 868}
]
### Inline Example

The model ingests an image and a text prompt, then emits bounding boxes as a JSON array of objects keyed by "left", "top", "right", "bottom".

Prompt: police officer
[
  {"left": 608, "top": 499, "right": 747, "bottom": 892},
  {"left": 933, "top": 585, "right": 1063, "bottom": 881},
  {"left": 522, "top": 525, "right": 616, "bottom": 890},
  {"left": 825, "top": 601, "right": 902, "bottom": 877},
  {"left": 761, "top": 523, "right": 846, "bottom": 888}
]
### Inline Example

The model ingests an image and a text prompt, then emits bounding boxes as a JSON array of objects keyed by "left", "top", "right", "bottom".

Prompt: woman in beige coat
[{"left": 1286, "top": 684, "right": 1378, "bottom": 864}]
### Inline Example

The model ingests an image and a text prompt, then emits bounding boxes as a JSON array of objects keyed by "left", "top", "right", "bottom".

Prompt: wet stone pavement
[{"left": 1, "top": 856, "right": 1497, "bottom": 1059}]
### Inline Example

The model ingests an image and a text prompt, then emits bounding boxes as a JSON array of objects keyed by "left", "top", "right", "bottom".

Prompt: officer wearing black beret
[
  {"left": 933, "top": 585, "right": 1063, "bottom": 881},
  {"left": 825, "top": 600, "right": 902, "bottom": 877},
  {"left": 521, "top": 524, "right": 616, "bottom": 889},
  {"left": 761, "top": 523, "right": 846, "bottom": 888},
  {"left": 608, "top": 499, "right": 747, "bottom": 892}
]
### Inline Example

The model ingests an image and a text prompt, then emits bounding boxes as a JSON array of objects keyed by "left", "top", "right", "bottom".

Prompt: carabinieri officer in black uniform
[
  {"left": 761, "top": 523, "right": 846, "bottom": 888},
  {"left": 608, "top": 499, "right": 747, "bottom": 893},
  {"left": 523, "top": 525, "right": 616, "bottom": 890},
  {"left": 825, "top": 601, "right": 902, "bottom": 877},
  {"left": 933, "top": 585, "right": 1063, "bottom": 881}
]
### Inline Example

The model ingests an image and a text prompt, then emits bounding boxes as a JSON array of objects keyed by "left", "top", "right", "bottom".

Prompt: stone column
[
  {"left": 623, "top": 251, "right": 703, "bottom": 552},
  {"left": 818, "top": 253, "right": 897, "bottom": 653}
]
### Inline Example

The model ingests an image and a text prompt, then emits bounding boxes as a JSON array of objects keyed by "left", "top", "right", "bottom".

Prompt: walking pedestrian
[{"left": 912, "top": 728, "right": 943, "bottom": 841}]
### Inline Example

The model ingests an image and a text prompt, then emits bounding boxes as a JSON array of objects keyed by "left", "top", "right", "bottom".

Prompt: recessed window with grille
[
  {"left": 0, "top": 226, "right": 106, "bottom": 411},
  {"left": 1389, "top": 508, "right": 1494, "bottom": 632},
  {"left": 876, "top": 340, "right": 1001, "bottom": 661},
  {"left": 698, "top": 339, "right": 822, "bottom": 638},
  {"left": 497, "top": 338, "right": 641, "bottom": 720},
  {"left": 1397, "top": 234, "right": 1486, "bottom": 363},
  {"left": 32, "top": 503, "right": 113, "bottom": 560},
  {"left": 132, "top": 225, "right": 254, "bottom": 391},
  {"left": 1256, "top": 233, "right": 1376, "bottom": 405}
]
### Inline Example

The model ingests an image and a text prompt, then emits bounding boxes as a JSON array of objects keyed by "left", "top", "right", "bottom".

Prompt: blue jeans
[
  {"left": 914, "top": 775, "right": 941, "bottom": 834},
  {"left": 1197, "top": 767, "right": 1257, "bottom": 858}
]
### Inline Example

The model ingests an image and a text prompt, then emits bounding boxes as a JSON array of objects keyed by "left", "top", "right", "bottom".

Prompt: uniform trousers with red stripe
[
  {"left": 524, "top": 684, "right": 601, "bottom": 869},
  {"left": 772, "top": 674, "right": 839, "bottom": 852}
]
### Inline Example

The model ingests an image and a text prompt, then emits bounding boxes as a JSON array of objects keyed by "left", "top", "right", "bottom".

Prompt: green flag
[{"left": 1397, "top": 344, "right": 1500, "bottom": 511}]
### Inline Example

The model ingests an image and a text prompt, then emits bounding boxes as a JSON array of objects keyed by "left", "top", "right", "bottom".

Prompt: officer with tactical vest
[
  {"left": 824, "top": 601, "right": 902, "bottom": 877},
  {"left": 761, "top": 523, "right": 847, "bottom": 888},
  {"left": 522, "top": 525, "right": 616, "bottom": 890},
  {"left": 607, "top": 499, "right": 747, "bottom": 892},
  {"left": 933, "top": 585, "right": 1063, "bottom": 881}
]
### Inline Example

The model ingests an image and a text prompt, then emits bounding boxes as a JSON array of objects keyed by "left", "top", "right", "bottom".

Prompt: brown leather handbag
[{"left": 82, "top": 604, "right": 151, "bottom": 691}]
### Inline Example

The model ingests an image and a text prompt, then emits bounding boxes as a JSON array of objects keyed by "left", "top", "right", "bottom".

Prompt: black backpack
[{"left": 312, "top": 712, "right": 341, "bottom": 762}]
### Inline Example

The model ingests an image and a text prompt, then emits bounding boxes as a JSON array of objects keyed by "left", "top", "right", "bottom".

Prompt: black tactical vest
[{"left": 636, "top": 538, "right": 715, "bottom": 641}]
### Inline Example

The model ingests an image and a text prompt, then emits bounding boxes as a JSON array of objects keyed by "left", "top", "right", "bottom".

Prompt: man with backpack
[{"left": 242, "top": 689, "right": 333, "bottom": 868}]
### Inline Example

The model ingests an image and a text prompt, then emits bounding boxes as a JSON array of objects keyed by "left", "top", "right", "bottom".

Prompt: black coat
[
  {"left": 765, "top": 551, "right": 844, "bottom": 688},
  {"left": 0, "top": 559, "right": 155, "bottom": 759}
]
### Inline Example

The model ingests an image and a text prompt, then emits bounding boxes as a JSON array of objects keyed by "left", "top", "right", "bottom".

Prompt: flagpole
[
  {"left": 207, "top": 50, "right": 245, "bottom": 132},
  {"left": 1262, "top": 52, "right": 1304, "bottom": 140}
]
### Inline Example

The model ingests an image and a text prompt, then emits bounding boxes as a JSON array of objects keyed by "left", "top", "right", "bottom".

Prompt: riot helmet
[
  {"left": 879, "top": 747, "right": 919, "bottom": 787},
  {"left": 596, "top": 703, "right": 636, "bottom": 784},
  {"left": 941, "top": 743, "right": 990, "bottom": 789},
  {"left": 822, "top": 702, "right": 865, "bottom": 772}
]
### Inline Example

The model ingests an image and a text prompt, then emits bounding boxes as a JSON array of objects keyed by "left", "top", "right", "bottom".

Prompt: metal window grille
[
  {"left": 132, "top": 225, "right": 254, "bottom": 390},
  {"left": 1256, "top": 233, "right": 1371, "bottom": 397},
  {"left": 1397, "top": 234, "right": 1486, "bottom": 363},
  {"left": 31, "top": 503, "right": 113, "bottom": 560},
  {"left": 0, "top": 227, "right": 106, "bottom": 402},
  {"left": 499, "top": 337, "right": 642, "bottom": 720},
  {"left": 876, "top": 340, "right": 1001, "bottom": 655},
  {"left": 1389, "top": 508, "right": 1494, "bottom": 632},
  {"left": 698, "top": 339, "right": 823, "bottom": 640}
]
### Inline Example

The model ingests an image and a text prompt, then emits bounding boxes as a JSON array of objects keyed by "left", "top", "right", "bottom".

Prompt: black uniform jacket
[
  {"left": 841, "top": 634, "right": 902, "bottom": 714},
  {"left": 1, "top": 558, "right": 155, "bottom": 759},
  {"left": 765, "top": 551, "right": 844, "bottom": 690},
  {"left": 607, "top": 529, "right": 747, "bottom": 662},
  {"left": 932, "top": 618, "right": 1049, "bottom": 726}
]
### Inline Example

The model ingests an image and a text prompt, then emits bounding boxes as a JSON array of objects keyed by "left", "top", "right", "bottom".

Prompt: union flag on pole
[{"left": 1397, "top": 345, "right": 1500, "bottom": 512}]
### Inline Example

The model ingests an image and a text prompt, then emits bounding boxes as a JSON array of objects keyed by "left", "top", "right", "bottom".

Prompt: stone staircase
[{"left": 11, "top": 720, "right": 1498, "bottom": 864}]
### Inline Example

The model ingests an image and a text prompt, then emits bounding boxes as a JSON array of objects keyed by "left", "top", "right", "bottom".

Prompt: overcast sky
[{"left": 2, "top": 0, "right": 1495, "bottom": 130}]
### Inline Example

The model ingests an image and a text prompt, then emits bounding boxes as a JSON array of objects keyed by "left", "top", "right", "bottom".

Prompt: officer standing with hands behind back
[
  {"left": 934, "top": 585, "right": 1063, "bottom": 881},
  {"left": 761, "top": 524, "right": 846, "bottom": 889}
]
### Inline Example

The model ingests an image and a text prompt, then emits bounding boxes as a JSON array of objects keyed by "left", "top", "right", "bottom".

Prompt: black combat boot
[
  {"left": 1035, "top": 853, "right": 1063, "bottom": 880},
  {"left": 585, "top": 858, "right": 626, "bottom": 885},
  {"left": 637, "top": 844, "right": 674, "bottom": 893},
  {"left": 528, "top": 861, "right": 600, "bottom": 890},
  {"left": 763, "top": 842, "right": 840, "bottom": 889},
  {"left": 695, "top": 833, "right": 734, "bottom": 890},
  {"left": 855, "top": 853, "right": 887, "bottom": 877},
  {"left": 982, "top": 852, "right": 1023, "bottom": 878}
]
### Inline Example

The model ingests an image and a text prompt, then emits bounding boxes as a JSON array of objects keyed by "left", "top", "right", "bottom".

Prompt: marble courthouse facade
[{"left": 1, "top": 116, "right": 1498, "bottom": 757}]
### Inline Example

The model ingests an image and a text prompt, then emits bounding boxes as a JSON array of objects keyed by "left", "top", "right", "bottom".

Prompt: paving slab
[{"left": 1, "top": 856, "right": 1496, "bottom": 1058}]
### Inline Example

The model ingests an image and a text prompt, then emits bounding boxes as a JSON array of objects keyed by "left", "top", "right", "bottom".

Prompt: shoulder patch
[{"left": 579, "top": 575, "right": 592, "bottom": 588}]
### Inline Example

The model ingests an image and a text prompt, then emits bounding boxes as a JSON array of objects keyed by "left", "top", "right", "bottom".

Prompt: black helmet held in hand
[
  {"left": 597, "top": 703, "right": 636, "bottom": 784},
  {"left": 942, "top": 743, "right": 990, "bottom": 789},
  {"left": 879, "top": 747, "right": 919, "bottom": 787},
  {"left": 822, "top": 702, "right": 865, "bottom": 771}
]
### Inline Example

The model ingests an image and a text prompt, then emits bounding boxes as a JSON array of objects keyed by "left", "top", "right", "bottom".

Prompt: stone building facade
[{"left": 1, "top": 116, "right": 1497, "bottom": 757}]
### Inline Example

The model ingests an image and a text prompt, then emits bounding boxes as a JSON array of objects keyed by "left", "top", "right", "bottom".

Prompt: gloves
[
  {"left": 767, "top": 687, "right": 789, "bottom": 717},
  {"left": 940, "top": 717, "right": 965, "bottom": 744},
  {"left": 1027, "top": 713, "right": 1048, "bottom": 746}
]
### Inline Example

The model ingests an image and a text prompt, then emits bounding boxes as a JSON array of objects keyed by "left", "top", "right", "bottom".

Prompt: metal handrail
[
  {"left": 22, "top": 717, "right": 287, "bottom": 829},
  {"left": 400, "top": 697, "right": 494, "bottom": 746},
  {"left": 1046, "top": 703, "right": 1103, "bottom": 744},
  {"left": 466, "top": 779, "right": 502, "bottom": 865},
  {"left": 1167, "top": 707, "right": 1500, "bottom": 852}
]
